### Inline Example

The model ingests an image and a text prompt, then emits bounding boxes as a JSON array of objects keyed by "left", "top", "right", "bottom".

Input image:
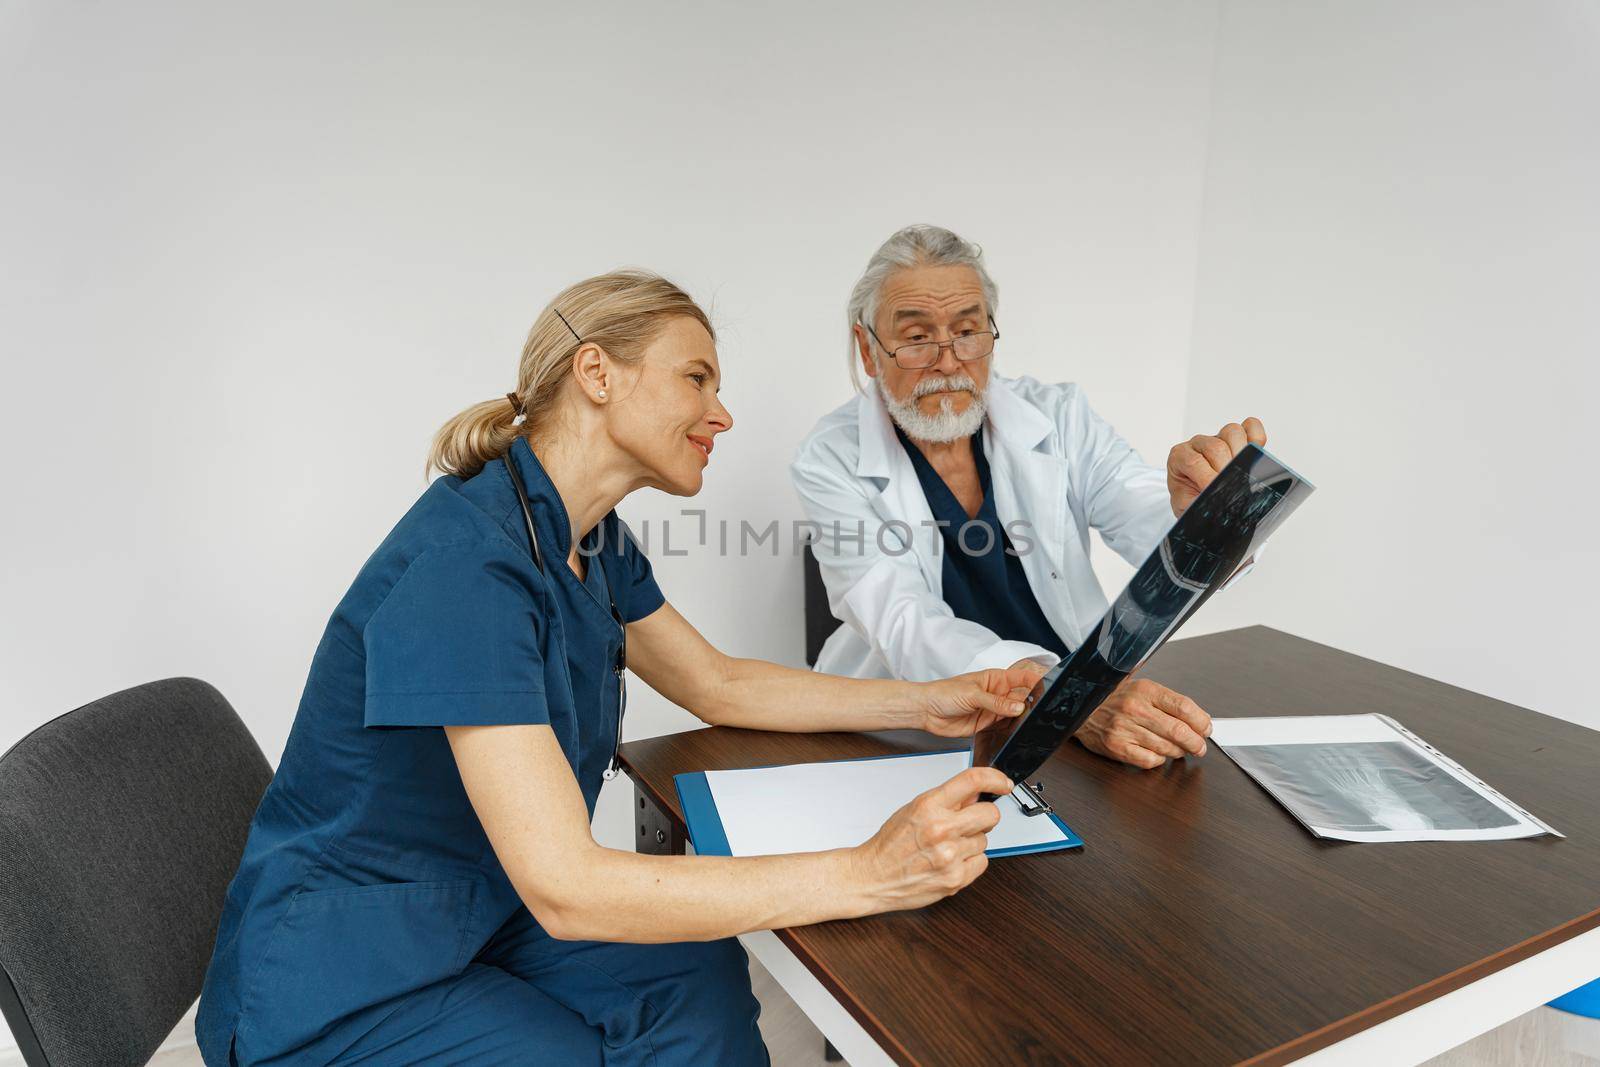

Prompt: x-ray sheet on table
[{"left": 1209, "top": 714, "right": 1560, "bottom": 842}]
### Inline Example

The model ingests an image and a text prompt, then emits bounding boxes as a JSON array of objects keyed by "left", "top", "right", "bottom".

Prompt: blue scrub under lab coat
[
  {"left": 894, "top": 425, "right": 1070, "bottom": 660},
  {"left": 195, "top": 439, "right": 767, "bottom": 1065}
]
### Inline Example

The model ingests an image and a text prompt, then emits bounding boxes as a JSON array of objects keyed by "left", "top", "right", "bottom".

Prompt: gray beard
[{"left": 880, "top": 372, "right": 987, "bottom": 444}]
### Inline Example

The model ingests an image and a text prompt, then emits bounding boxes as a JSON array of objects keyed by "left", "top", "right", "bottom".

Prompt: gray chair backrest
[
  {"left": 802, "top": 542, "right": 840, "bottom": 668},
  {"left": 0, "top": 678, "right": 272, "bottom": 1067}
]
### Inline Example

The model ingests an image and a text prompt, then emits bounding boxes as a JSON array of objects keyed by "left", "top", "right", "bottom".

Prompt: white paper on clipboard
[{"left": 1209, "top": 714, "right": 1561, "bottom": 843}]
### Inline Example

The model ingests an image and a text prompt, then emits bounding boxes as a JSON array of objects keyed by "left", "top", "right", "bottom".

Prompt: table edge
[{"left": 1240, "top": 904, "right": 1600, "bottom": 1066}]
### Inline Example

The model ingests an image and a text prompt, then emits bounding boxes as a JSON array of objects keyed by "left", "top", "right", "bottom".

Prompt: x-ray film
[
  {"left": 973, "top": 443, "right": 1314, "bottom": 786},
  {"left": 1210, "top": 714, "right": 1561, "bottom": 842}
]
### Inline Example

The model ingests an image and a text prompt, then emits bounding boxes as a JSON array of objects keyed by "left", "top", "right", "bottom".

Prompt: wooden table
[{"left": 618, "top": 626, "right": 1600, "bottom": 1066}]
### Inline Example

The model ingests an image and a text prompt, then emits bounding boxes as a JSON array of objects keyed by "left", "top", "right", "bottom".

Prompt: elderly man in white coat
[{"left": 791, "top": 224, "right": 1267, "bottom": 770}]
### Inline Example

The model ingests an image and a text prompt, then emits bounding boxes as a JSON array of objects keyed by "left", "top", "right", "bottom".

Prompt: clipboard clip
[{"left": 1013, "top": 779, "right": 1053, "bottom": 818}]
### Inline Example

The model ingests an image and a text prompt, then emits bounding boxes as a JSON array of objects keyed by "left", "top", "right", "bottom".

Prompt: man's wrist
[{"left": 1075, "top": 709, "right": 1109, "bottom": 754}]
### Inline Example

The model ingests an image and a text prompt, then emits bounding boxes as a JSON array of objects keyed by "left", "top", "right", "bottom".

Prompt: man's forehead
[{"left": 878, "top": 265, "right": 987, "bottom": 318}]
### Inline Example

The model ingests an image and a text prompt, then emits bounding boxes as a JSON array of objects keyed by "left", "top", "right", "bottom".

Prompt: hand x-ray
[
  {"left": 973, "top": 443, "right": 1314, "bottom": 785},
  {"left": 1210, "top": 714, "right": 1561, "bottom": 842}
]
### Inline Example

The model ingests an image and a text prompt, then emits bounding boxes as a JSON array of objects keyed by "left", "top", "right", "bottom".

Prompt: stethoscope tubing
[{"left": 504, "top": 451, "right": 628, "bottom": 779}]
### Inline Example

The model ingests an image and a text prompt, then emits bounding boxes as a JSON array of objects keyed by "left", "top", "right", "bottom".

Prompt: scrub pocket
[{"left": 239, "top": 875, "right": 477, "bottom": 1057}]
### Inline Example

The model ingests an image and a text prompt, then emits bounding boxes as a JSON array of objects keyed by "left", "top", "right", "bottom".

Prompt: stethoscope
[{"left": 504, "top": 449, "right": 628, "bottom": 781}]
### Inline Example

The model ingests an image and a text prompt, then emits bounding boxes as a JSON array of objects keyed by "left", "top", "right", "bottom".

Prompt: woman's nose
[{"left": 708, "top": 397, "right": 733, "bottom": 433}]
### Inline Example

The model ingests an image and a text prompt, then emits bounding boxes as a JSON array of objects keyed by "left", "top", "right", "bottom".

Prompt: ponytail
[{"left": 427, "top": 396, "right": 523, "bottom": 479}]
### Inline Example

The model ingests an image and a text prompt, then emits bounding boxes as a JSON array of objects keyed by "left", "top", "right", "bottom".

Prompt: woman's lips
[{"left": 688, "top": 434, "right": 713, "bottom": 462}]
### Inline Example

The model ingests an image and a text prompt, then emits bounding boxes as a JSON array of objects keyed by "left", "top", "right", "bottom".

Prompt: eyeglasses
[{"left": 863, "top": 315, "right": 1000, "bottom": 369}]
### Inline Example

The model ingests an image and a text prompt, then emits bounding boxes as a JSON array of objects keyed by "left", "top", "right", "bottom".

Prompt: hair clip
[
  {"left": 553, "top": 308, "right": 583, "bottom": 343},
  {"left": 505, "top": 391, "right": 527, "bottom": 427}
]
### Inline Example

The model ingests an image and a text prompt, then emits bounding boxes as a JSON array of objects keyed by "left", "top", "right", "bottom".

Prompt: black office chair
[
  {"left": 0, "top": 678, "right": 272, "bottom": 1067},
  {"left": 802, "top": 542, "right": 841, "bottom": 668}
]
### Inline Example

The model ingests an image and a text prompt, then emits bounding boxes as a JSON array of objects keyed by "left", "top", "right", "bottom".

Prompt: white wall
[
  {"left": 1182, "top": 0, "right": 1600, "bottom": 729},
  {"left": 5, "top": 1, "right": 1598, "bottom": 1060},
  {"left": 0, "top": 0, "right": 1217, "bottom": 877}
]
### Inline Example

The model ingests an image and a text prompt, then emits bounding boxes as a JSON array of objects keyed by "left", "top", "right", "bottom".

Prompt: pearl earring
[{"left": 597, "top": 390, "right": 607, "bottom": 400}]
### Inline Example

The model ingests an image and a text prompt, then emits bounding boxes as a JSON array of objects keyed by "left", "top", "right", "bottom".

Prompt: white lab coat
[{"left": 790, "top": 374, "right": 1172, "bottom": 682}]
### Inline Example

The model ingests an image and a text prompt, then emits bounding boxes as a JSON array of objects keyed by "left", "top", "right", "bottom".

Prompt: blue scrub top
[
  {"left": 895, "top": 425, "right": 1070, "bottom": 661},
  {"left": 196, "top": 438, "right": 664, "bottom": 1062}
]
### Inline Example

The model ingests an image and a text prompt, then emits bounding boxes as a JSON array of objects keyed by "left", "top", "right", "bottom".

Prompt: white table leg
[{"left": 740, "top": 930, "right": 896, "bottom": 1067}]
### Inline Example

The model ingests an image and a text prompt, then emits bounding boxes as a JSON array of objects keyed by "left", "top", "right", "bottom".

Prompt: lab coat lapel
[
  {"left": 856, "top": 384, "right": 942, "bottom": 594},
  {"left": 985, "top": 378, "right": 1082, "bottom": 650}
]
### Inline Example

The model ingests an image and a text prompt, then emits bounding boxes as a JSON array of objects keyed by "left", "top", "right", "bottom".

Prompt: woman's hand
[
  {"left": 849, "top": 766, "right": 1013, "bottom": 913},
  {"left": 917, "top": 662, "right": 1047, "bottom": 738}
]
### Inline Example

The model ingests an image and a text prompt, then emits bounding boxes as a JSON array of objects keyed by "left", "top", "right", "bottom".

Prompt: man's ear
[{"left": 853, "top": 324, "right": 879, "bottom": 380}]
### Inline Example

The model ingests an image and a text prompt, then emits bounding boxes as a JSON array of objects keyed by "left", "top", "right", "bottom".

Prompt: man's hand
[
  {"left": 918, "top": 662, "right": 1045, "bottom": 738},
  {"left": 1075, "top": 677, "right": 1212, "bottom": 769},
  {"left": 1167, "top": 417, "right": 1268, "bottom": 516}
]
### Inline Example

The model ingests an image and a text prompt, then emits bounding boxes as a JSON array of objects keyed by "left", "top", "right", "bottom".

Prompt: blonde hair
[{"left": 428, "top": 270, "right": 714, "bottom": 479}]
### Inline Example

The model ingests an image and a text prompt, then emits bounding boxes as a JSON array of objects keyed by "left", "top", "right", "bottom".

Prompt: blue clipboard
[{"left": 674, "top": 749, "right": 1083, "bottom": 859}]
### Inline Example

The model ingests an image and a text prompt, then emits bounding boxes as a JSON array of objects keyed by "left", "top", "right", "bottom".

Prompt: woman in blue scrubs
[{"left": 196, "top": 270, "right": 1035, "bottom": 1065}]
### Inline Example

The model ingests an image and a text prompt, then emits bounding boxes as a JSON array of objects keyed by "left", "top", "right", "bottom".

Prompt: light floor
[{"left": 62, "top": 958, "right": 1600, "bottom": 1066}]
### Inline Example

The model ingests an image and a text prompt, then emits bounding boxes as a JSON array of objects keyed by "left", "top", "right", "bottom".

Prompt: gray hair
[{"left": 846, "top": 224, "right": 999, "bottom": 390}]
